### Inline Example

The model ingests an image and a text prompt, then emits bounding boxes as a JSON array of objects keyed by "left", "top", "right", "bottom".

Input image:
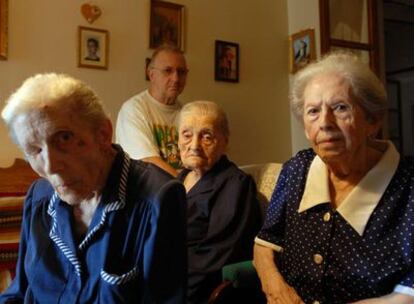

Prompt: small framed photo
[
  {"left": 150, "top": 0, "right": 184, "bottom": 51},
  {"left": 215, "top": 40, "right": 239, "bottom": 83},
  {"left": 289, "top": 29, "right": 316, "bottom": 73},
  {"left": 0, "top": 0, "right": 8, "bottom": 60},
  {"left": 78, "top": 26, "right": 109, "bottom": 70}
]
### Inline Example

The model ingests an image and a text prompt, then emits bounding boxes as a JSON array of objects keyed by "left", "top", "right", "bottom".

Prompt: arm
[
  {"left": 145, "top": 179, "right": 187, "bottom": 304},
  {"left": 351, "top": 293, "right": 414, "bottom": 304},
  {"left": 142, "top": 156, "right": 177, "bottom": 177},
  {"left": 253, "top": 244, "right": 304, "bottom": 304}
]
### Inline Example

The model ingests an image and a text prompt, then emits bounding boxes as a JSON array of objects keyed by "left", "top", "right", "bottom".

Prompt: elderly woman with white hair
[
  {"left": 176, "top": 101, "right": 262, "bottom": 304},
  {"left": 253, "top": 52, "right": 414, "bottom": 304},
  {"left": 0, "top": 73, "right": 187, "bottom": 303}
]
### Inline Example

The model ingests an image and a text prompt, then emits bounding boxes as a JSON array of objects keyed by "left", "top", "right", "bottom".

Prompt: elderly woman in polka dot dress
[{"left": 253, "top": 52, "right": 414, "bottom": 304}]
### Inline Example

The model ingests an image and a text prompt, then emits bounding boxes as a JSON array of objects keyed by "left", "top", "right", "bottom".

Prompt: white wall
[
  {"left": 0, "top": 0, "right": 292, "bottom": 167},
  {"left": 287, "top": 0, "right": 321, "bottom": 155}
]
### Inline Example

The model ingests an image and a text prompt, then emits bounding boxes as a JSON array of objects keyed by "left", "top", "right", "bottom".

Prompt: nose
[
  {"left": 319, "top": 107, "right": 336, "bottom": 131},
  {"left": 43, "top": 146, "right": 64, "bottom": 175},
  {"left": 170, "top": 70, "right": 180, "bottom": 81},
  {"left": 189, "top": 135, "right": 201, "bottom": 151}
]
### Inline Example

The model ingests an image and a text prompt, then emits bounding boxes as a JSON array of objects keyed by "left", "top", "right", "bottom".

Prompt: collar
[
  {"left": 178, "top": 155, "right": 231, "bottom": 196},
  {"left": 144, "top": 89, "right": 181, "bottom": 111},
  {"left": 298, "top": 142, "right": 400, "bottom": 236}
]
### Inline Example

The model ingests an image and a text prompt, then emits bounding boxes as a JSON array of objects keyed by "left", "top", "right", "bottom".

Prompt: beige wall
[
  {"left": 287, "top": 0, "right": 320, "bottom": 154},
  {"left": 0, "top": 0, "right": 292, "bottom": 167}
]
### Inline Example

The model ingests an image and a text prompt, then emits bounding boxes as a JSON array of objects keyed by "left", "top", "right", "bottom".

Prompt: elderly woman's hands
[{"left": 253, "top": 244, "right": 304, "bottom": 304}]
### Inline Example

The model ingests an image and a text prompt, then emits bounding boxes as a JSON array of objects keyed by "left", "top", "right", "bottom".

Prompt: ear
[
  {"left": 96, "top": 119, "right": 113, "bottom": 148},
  {"left": 148, "top": 67, "right": 155, "bottom": 82}
]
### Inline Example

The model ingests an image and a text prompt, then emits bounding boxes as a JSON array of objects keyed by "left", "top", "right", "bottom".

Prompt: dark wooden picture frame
[
  {"left": 78, "top": 26, "right": 109, "bottom": 70},
  {"left": 289, "top": 29, "right": 316, "bottom": 73},
  {"left": 150, "top": 1, "right": 184, "bottom": 51},
  {"left": 0, "top": 0, "right": 8, "bottom": 60},
  {"left": 215, "top": 40, "right": 239, "bottom": 83}
]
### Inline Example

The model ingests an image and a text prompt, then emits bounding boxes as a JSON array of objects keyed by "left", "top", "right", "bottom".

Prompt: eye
[
  {"left": 305, "top": 107, "right": 320, "bottom": 116},
  {"left": 332, "top": 102, "right": 352, "bottom": 113},
  {"left": 53, "top": 131, "right": 74, "bottom": 148},
  {"left": 201, "top": 133, "right": 214, "bottom": 143},
  {"left": 181, "top": 130, "right": 192, "bottom": 140},
  {"left": 25, "top": 146, "right": 42, "bottom": 157}
]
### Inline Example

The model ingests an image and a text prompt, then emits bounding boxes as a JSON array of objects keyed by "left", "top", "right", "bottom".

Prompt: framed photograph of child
[
  {"left": 289, "top": 28, "right": 316, "bottom": 73},
  {"left": 215, "top": 40, "right": 239, "bottom": 83},
  {"left": 78, "top": 26, "right": 109, "bottom": 70}
]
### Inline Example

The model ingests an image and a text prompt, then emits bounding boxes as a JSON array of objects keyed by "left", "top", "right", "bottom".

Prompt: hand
[{"left": 261, "top": 271, "right": 304, "bottom": 304}]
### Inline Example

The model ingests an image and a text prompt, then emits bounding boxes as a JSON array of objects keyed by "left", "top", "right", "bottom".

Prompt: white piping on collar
[
  {"left": 298, "top": 142, "right": 400, "bottom": 236},
  {"left": 47, "top": 153, "right": 131, "bottom": 276}
]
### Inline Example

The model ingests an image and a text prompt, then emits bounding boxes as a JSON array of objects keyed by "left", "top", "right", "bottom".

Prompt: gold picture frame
[
  {"left": 150, "top": 0, "right": 184, "bottom": 51},
  {"left": 0, "top": 0, "right": 8, "bottom": 60},
  {"left": 289, "top": 28, "right": 316, "bottom": 73},
  {"left": 78, "top": 26, "right": 109, "bottom": 70}
]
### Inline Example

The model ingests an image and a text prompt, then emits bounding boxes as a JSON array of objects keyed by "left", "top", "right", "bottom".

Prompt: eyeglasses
[
  {"left": 304, "top": 102, "right": 354, "bottom": 122},
  {"left": 151, "top": 67, "right": 189, "bottom": 77}
]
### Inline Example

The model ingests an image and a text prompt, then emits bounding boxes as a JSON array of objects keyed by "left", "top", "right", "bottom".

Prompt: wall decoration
[
  {"left": 81, "top": 3, "right": 102, "bottom": 24},
  {"left": 0, "top": 0, "right": 8, "bottom": 60},
  {"left": 289, "top": 28, "right": 316, "bottom": 73},
  {"left": 78, "top": 26, "right": 109, "bottom": 70},
  {"left": 215, "top": 40, "right": 239, "bottom": 83},
  {"left": 150, "top": 1, "right": 184, "bottom": 50}
]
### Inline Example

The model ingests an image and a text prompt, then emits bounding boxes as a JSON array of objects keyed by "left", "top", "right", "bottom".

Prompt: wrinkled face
[
  {"left": 178, "top": 112, "right": 227, "bottom": 175},
  {"left": 303, "top": 73, "right": 379, "bottom": 164},
  {"left": 148, "top": 51, "right": 188, "bottom": 104},
  {"left": 12, "top": 107, "right": 112, "bottom": 205}
]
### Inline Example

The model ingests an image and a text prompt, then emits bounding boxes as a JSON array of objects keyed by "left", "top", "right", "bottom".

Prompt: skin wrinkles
[
  {"left": 303, "top": 72, "right": 381, "bottom": 177},
  {"left": 148, "top": 51, "right": 187, "bottom": 105},
  {"left": 12, "top": 106, "right": 115, "bottom": 207},
  {"left": 178, "top": 113, "right": 227, "bottom": 178}
]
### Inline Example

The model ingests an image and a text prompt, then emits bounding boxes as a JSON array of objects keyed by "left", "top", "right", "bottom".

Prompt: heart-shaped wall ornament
[{"left": 81, "top": 3, "right": 102, "bottom": 24}]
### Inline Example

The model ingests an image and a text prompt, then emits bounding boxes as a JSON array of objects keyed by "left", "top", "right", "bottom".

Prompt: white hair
[
  {"left": 290, "top": 51, "right": 387, "bottom": 123},
  {"left": 2, "top": 73, "right": 109, "bottom": 140}
]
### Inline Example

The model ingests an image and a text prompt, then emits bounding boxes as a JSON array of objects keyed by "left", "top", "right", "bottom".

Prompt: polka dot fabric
[{"left": 257, "top": 149, "right": 414, "bottom": 303}]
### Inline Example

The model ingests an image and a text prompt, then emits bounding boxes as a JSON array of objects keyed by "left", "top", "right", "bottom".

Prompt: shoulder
[
  {"left": 212, "top": 157, "right": 255, "bottom": 187},
  {"left": 282, "top": 148, "right": 315, "bottom": 175},
  {"left": 119, "top": 91, "right": 148, "bottom": 111},
  {"left": 127, "top": 159, "right": 184, "bottom": 199},
  {"left": 26, "top": 178, "right": 54, "bottom": 203}
]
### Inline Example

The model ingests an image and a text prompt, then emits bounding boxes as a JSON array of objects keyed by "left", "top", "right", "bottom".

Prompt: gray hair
[
  {"left": 290, "top": 51, "right": 387, "bottom": 123},
  {"left": 2, "top": 73, "right": 109, "bottom": 141},
  {"left": 149, "top": 44, "right": 185, "bottom": 68},
  {"left": 177, "top": 100, "right": 230, "bottom": 139}
]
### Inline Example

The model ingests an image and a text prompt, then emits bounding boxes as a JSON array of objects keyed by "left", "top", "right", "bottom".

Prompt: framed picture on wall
[
  {"left": 215, "top": 40, "right": 239, "bottom": 83},
  {"left": 0, "top": 0, "right": 8, "bottom": 60},
  {"left": 150, "top": 1, "right": 184, "bottom": 51},
  {"left": 289, "top": 28, "right": 316, "bottom": 73},
  {"left": 78, "top": 26, "right": 109, "bottom": 70}
]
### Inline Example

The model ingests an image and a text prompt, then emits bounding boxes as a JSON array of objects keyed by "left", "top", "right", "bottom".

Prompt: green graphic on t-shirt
[{"left": 153, "top": 124, "right": 181, "bottom": 169}]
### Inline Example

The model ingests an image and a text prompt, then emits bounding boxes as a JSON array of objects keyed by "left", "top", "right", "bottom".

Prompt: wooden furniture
[{"left": 0, "top": 159, "right": 38, "bottom": 293}]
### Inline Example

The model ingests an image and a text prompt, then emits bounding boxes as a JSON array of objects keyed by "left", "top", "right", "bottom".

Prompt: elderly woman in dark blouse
[
  {"left": 177, "top": 100, "right": 261, "bottom": 304},
  {"left": 253, "top": 52, "right": 414, "bottom": 304}
]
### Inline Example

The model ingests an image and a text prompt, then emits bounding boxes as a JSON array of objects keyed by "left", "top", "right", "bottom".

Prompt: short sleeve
[
  {"left": 116, "top": 98, "right": 160, "bottom": 160},
  {"left": 255, "top": 164, "right": 291, "bottom": 252}
]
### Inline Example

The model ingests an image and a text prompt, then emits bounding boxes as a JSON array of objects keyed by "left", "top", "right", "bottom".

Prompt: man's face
[
  {"left": 13, "top": 106, "right": 112, "bottom": 206},
  {"left": 148, "top": 51, "right": 188, "bottom": 104}
]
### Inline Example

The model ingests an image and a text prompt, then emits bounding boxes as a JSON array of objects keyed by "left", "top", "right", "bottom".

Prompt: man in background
[{"left": 116, "top": 45, "right": 188, "bottom": 176}]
